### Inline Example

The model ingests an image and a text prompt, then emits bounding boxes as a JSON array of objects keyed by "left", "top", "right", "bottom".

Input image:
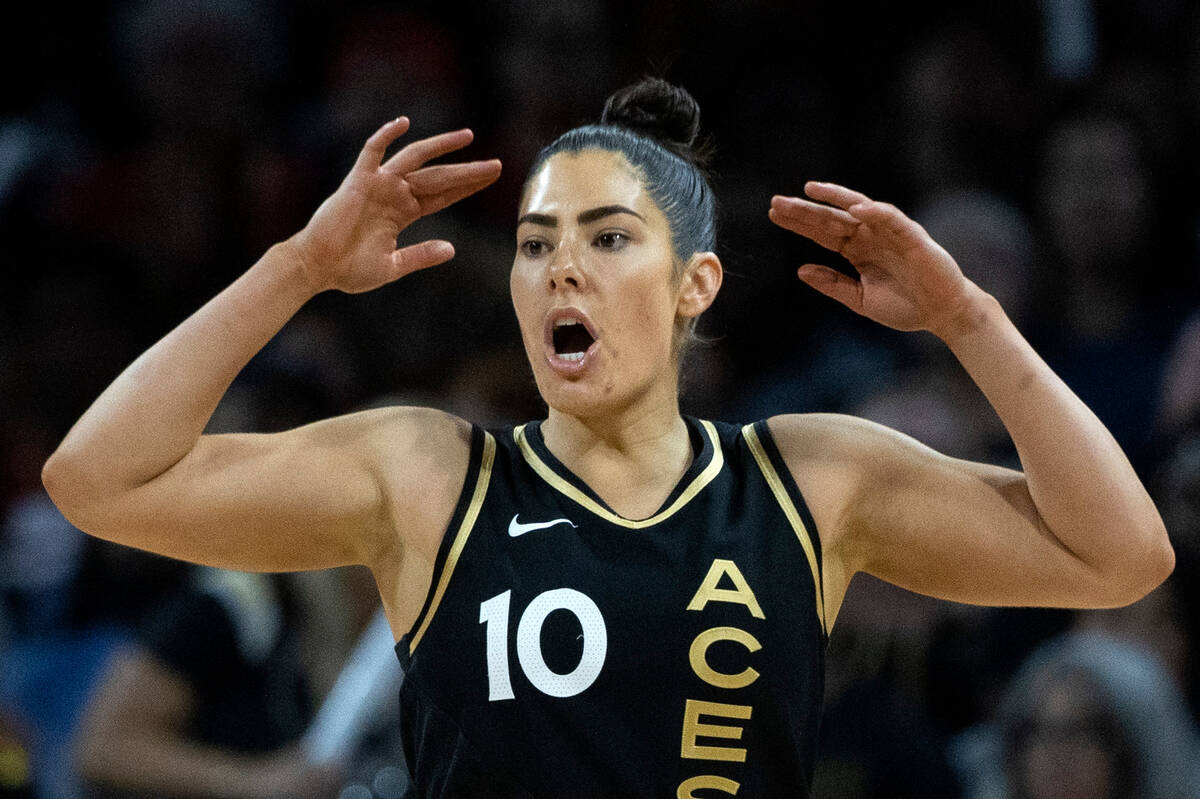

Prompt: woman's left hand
[{"left": 769, "top": 182, "right": 983, "bottom": 340}]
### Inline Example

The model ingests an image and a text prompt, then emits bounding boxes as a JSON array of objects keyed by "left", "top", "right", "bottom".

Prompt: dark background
[{"left": 2, "top": 1, "right": 1200, "bottom": 797}]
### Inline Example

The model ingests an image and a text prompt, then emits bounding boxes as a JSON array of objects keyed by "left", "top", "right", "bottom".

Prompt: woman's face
[{"left": 510, "top": 149, "right": 683, "bottom": 419}]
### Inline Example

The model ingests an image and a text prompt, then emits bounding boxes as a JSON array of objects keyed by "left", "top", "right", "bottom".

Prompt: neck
[{"left": 540, "top": 381, "right": 693, "bottom": 520}]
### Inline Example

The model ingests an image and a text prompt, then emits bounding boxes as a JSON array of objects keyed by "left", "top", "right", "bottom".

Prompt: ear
[{"left": 676, "top": 252, "right": 723, "bottom": 319}]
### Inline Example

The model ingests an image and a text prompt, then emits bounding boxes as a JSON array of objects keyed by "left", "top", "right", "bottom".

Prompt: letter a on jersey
[{"left": 686, "top": 558, "right": 765, "bottom": 620}]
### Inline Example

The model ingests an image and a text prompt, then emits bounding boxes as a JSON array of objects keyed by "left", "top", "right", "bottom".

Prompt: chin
[{"left": 536, "top": 376, "right": 617, "bottom": 420}]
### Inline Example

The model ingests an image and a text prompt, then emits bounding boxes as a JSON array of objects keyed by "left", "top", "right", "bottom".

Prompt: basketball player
[{"left": 42, "top": 79, "right": 1172, "bottom": 797}]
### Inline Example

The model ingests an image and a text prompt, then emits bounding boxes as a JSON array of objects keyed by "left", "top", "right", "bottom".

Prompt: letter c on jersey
[{"left": 689, "top": 627, "right": 762, "bottom": 690}]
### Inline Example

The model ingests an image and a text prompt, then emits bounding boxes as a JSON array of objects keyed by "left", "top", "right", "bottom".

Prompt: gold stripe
[
  {"left": 514, "top": 420, "right": 724, "bottom": 529},
  {"left": 409, "top": 431, "right": 496, "bottom": 655},
  {"left": 742, "top": 423, "right": 827, "bottom": 635}
]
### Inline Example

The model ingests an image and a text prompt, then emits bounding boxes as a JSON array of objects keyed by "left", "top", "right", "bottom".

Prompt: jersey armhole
[
  {"left": 744, "top": 420, "right": 828, "bottom": 638},
  {"left": 399, "top": 425, "right": 496, "bottom": 661}
]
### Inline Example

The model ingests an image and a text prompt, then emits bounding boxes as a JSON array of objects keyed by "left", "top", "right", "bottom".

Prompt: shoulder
[
  {"left": 763, "top": 411, "right": 960, "bottom": 476},
  {"left": 351, "top": 405, "right": 474, "bottom": 461},
  {"left": 763, "top": 412, "right": 919, "bottom": 473},
  {"left": 299, "top": 405, "right": 473, "bottom": 475},
  {"left": 759, "top": 412, "right": 935, "bottom": 555},
  {"left": 312, "top": 405, "right": 476, "bottom": 563}
]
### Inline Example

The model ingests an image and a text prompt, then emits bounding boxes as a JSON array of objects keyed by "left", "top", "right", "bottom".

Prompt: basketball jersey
[{"left": 394, "top": 417, "right": 828, "bottom": 798}]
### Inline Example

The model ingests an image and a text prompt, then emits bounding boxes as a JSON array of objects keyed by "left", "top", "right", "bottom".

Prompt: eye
[
  {"left": 520, "top": 239, "right": 551, "bottom": 258},
  {"left": 594, "top": 231, "right": 629, "bottom": 250}
]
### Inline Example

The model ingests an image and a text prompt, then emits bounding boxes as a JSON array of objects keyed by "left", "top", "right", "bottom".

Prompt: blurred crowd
[{"left": 2, "top": 1, "right": 1199, "bottom": 797}]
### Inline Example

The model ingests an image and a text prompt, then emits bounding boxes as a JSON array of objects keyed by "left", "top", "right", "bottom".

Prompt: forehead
[{"left": 520, "top": 150, "right": 662, "bottom": 223}]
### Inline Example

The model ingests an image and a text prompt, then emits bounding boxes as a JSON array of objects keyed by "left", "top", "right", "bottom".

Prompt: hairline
[{"left": 519, "top": 146, "right": 690, "bottom": 281}]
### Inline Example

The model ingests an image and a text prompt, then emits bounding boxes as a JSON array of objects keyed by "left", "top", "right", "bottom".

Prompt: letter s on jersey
[{"left": 677, "top": 775, "right": 740, "bottom": 797}]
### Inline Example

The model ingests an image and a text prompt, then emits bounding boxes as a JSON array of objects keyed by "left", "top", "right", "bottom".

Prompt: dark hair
[{"left": 525, "top": 78, "right": 717, "bottom": 265}]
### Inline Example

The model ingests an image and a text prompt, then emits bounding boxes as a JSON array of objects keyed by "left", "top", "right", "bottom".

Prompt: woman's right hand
[{"left": 290, "top": 117, "right": 502, "bottom": 295}]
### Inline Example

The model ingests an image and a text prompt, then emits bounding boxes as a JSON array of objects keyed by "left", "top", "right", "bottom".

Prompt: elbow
[
  {"left": 1143, "top": 519, "right": 1176, "bottom": 591},
  {"left": 1106, "top": 518, "right": 1175, "bottom": 608},
  {"left": 41, "top": 449, "right": 73, "bottom": 504},
  {"left": 41, "top": 448, "right": 105, "bottom": 534},
  {"left": 42, "top": 450, "right": 77, "bottom": 515}
]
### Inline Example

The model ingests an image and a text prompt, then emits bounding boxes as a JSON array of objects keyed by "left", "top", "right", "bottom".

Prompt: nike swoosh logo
[{"left": 508, "top": 515, "right": 577, "bottom": 537}]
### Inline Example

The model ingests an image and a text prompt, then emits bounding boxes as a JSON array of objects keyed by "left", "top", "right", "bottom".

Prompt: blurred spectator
[
  {"left": 0, "top": 708, "right": 34, "bottom": 798},
  {"left": 484, "top": 0, "right": 614, "bottom": 210},
  {"left": 1035, "top": 106, "right": 1177, "bottom": 466},
  {"left": 317, "top": 7, "right": 465, "bottom": 148},
  {"left": 886, "top": 22, "right": 1038, "bottom": 200},
  {"left": 917, "top": 189, "right": 1040, "bottom": 332},
  {"left": 1153, "top": 430, "right": 1200, "bottom": 721},
  {"left": 1041, "top": 0, "right": 1099, "bottom": 82},
  {"left": 955, "top": 632, "right": 1200, "bottom": 799},
  {"left": 112, "top": 0, "right": 284, "bottom": 142},
  {"left": 1158, "top": 312, "right": 1200, "bottom": 438},
  {"left": 1075, "top": 581, "right": 1192, "bottom": 709},
  {"left": 72, "top": 568, "right": 342, "bottom": 798}
]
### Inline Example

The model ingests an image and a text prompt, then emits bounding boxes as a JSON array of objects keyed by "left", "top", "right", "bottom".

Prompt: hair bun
[{"left": 601, "top": 77, "right": 703, "bottom": 159}]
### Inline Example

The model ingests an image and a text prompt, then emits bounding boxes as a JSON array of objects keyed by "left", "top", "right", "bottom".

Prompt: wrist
[
  {"left": 267, "top": 235, "right": 328, "bottom": 299},
  {"left": 929, "top": 283, "right": 1003, "bottom": 347}
]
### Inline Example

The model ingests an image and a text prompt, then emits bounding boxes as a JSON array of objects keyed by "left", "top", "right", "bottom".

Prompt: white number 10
[{"left": 478, "top": 588, "right": 608, "bottom": 701}]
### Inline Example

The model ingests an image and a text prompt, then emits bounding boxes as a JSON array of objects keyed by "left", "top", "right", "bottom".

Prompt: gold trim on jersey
[
  {"left": 513, "top": 420, "right": 725, "bottom": 529},
  {"left": 742, "top": 423, "right": 827, "bottom": 636},
  {"left": 409, "top": 431, "right": 497, "bottom": 655}
]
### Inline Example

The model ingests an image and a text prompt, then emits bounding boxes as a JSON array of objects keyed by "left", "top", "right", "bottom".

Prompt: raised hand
[
  {"left": 291, "top": 117, "right": 502, "bottom": 295},
  {"left": 768, "top": 182, "right": 982, "bottom": 339}
]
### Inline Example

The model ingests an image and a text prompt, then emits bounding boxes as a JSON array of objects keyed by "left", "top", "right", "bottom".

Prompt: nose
[{"left": 547, "top": 243, "right": 586, "bottom": 291}]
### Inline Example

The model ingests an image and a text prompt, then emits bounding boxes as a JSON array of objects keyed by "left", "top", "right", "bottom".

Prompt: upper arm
[
  {"left": 49, "top": 406, "right": 471, "bottom": 574},
  {"left": 768, "top": 413, "right": 1131, "bottom": 622}
]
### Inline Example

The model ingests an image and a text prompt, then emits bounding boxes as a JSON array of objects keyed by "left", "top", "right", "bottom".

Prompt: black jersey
[{"left": 395, "top": 417, "right": 827, "bottom": 798}]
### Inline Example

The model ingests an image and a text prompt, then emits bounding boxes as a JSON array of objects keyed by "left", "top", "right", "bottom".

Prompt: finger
[
  {"left": 803, "top": 181, "right": 872, "bottom": 212},
  {"left": 417, "top": 170, "right": 504, "bottom": 217},
  {"left": 390, "top": 239, "right": 456, "bottom": 278},
  {"left": 406, "top": 159, "right": 503, "bottom": 196},
  {"left": 768, "top": 196, "right": 858, "bottom": 251},
  {"left": 770, "top": 195, "right": 859, "bottom": 227},
  {"left": 797, "top": 264, "right": 864, "bottom": 314},
  {"left": 768, "top": 210, "right": 849, "bottom": 252},
  {"left": 383, "top": 128, "right": 476, "bottom": 175},
  {"left": 847, "top": 200, "right": 929, "bottom": 251},
  {"left": 355, "top": 117, "right": 411, "bottom": 171}
]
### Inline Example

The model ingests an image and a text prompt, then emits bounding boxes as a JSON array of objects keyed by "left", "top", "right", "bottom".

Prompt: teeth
[
  {"left": 554, "top": 318, "right": 580, "bottom": 328},
  {"left": 558, "top": 352, "right": 584, "bottom": 362}
]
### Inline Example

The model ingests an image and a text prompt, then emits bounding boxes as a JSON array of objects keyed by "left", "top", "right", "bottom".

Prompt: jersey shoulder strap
[
  {"left": 401, "top": 423, "right": 497, "bottom": 658},
  {"left": 741, "top": 419, "right": 827, "bottom": 637}
]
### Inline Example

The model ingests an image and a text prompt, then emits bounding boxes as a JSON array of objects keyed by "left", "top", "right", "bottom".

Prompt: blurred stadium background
[{"left": 2, "top": 1, "right": 1199, "bottom": 797}]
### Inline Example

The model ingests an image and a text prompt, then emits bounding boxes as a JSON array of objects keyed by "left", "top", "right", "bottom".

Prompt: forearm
[
  {"left": 44, "top": 239, "right": 316, "bottom": 501},
  {"left": 940, "top": 288, "right": 1172, "bottom": 591},
  {"left": 77, "top": 733, "right": 288, "bottom": 799}
]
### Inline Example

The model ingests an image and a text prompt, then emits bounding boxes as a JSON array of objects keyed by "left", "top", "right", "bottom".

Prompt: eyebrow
[{"left": 517, "top": 205, "right": 646, "bottom": 228}]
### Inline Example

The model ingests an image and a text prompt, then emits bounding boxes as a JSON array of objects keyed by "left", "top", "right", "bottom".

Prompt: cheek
[
  {"left": 509, "top": 268, "right": 539, "bottom": 339},
  {"left": 616, "top": 278, "right": 677, "bottom": 359}
]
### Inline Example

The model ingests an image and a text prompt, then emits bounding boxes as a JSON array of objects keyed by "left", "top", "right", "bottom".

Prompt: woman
[{"left": 42, "top": 79, "right": 1172, "bottom": 797}]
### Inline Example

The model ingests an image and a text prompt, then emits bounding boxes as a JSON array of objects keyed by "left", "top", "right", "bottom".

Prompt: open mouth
[{"left": 552, "top": 319, "right": 596, "bottom": 362}]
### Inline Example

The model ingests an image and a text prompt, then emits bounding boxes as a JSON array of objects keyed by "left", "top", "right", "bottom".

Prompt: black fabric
[
  {"left": 140, "top": 585, "right": 309, "bottom": 753},
  {"left": 395, "top": 418, "right": 827, "bottom": 798}
]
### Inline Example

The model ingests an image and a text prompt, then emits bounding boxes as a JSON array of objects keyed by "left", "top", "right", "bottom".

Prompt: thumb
[
  {"left": 797, "top": 264, "right": 864, "bottom": 314},
  {"left": 391, "top": 240, "right": 455, "bottom": 278}
]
